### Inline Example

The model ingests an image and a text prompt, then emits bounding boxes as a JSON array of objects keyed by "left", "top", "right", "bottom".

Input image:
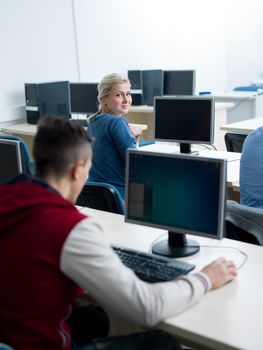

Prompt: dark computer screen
[
  {"left": 154, "top": 96, "right": 214, "bottom": 153},
  {"left": 70, "top": 83, "right": 98, "bottom": 114},
  {"left": 128, "top": 70, "right": 142, "bottom": 90},
  {"left": 0, "top": 139, "right": 22, "bottom": 183},
  {"left": 142, "top": 70, "right": 164, "bottom": 106},
  {"left": 38, "top": 81, "right": 71, "bottom": 119},
  {"left": 163, "top": 70, "right": 196, "bottom": 95},
  {"left": 125, "top": 150, "right": 226, "bottom": 257}
]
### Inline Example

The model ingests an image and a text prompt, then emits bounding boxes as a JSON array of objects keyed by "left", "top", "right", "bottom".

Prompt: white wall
[
  {"left": 74, "top": 0, "right": 263, "bottom": 91},
  {"left": 0, "top": 0, "right": 79, "bottom": 123},
  {"left": 74, "top": 0, "right": 228, "bottom": 92},
  {"left": 1, "top": 0, "right": 263, "bottom": 123},
  {"left": 226, "top": 0, "right": 263, "bottom": 88}
]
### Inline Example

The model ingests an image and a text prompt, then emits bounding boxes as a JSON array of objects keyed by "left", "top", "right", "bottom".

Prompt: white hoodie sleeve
[{"left": 60, "top": 217, "right": 209, "bottom": 327}]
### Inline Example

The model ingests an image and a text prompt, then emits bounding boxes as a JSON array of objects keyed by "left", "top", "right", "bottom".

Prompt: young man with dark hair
[{"left": 0, "top": 115, "right": 237, "bottom": 350}]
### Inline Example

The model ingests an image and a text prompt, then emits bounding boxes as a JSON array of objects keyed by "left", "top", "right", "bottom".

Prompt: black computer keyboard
[{"left": 112, "top": 245, "right": 195, "bottom": 283}]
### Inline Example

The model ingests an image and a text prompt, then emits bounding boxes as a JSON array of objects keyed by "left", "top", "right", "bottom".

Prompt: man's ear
[{"left": 71, "top": 160, "right": 84, "bottom": 180}]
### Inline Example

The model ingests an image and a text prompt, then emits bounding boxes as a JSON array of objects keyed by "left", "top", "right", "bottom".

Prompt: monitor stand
[
  {"left": 180, "top": 143, "right": 199, "bottom": 155},
  {"left": 152, "top": 231, "right": 200, "bottom": 258}
]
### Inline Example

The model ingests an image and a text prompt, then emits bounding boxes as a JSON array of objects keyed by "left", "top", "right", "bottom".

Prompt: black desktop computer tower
[
  {"left": 128, "top": 70, "right": 142, "bottom": 90},
  {"left": 131, "top": 92, "right": 143, "bottom": 106},
  {"left": 25, "top": 81, "right": 70, "bottom": 124},
  {"left": 128, "top": 70, "right": 143, "bottom": 106}
]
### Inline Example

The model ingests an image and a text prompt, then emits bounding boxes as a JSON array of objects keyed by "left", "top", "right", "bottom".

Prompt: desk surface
[
  {"left": 220, "top": 116, "right": 263, "bottom": 133},
  {"left": 0, "top": 122, "right": 147, "bottom": 136},
  {"left": 79, "top": 207, "right": 263, "bottom": 350}
]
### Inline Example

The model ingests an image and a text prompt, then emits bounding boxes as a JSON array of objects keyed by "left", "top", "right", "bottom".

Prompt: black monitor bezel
[{"left": 154, "top": 96, "right": 215, "bottom": 145}]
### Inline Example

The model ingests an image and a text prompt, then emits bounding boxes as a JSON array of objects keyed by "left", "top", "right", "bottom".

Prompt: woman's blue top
[{"left": 88, "top": 113, "right": 136, "bottom": 199}]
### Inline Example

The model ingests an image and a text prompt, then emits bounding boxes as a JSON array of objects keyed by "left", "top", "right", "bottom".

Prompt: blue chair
[
  {"left": 76, "top": 181, "right": 125, "bottom": 215},
  {"left": 233, "top": 85, "right": 263, "bottom": 92},
  {"left": 0, "top": 135, "right": 34, "bottom": 175}
]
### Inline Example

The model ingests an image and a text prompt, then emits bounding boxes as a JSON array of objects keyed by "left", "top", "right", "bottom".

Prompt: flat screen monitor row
[
  {"left": 25, "top": 70, "right": 195, "bottom": 123},
  {"left": 128, "top": 69, "right": 196, "bottom": 106},
  {"left": 25, "top": 81, "right": 214, "bottom": 152}
]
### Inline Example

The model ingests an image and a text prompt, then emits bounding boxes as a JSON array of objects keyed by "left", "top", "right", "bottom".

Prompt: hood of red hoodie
[{"left": 0, "top": 177, "right": 74, "bottom": 234}]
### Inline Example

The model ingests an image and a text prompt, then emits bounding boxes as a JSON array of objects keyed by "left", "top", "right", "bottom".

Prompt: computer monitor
[
  {"left": 142, "top": 70, "right": 164, "bottom": 106},
  {"left": 154, "top": 96, "right": 214, "bottom": 153},
  {"left": 70, "top": 83, "right": 98, "bottom": 115},
  {"left": 125, "top": 150, "right": 226, "bottom": 258},
  {"left": 0, "top": 139, "right": 22, "bottom": 183},
  {"left": 38, "top": 81, "right": 71, "bottom": 119},
  {"left": 163, "top": 70, "right": 196, "bottom": 95},
  {"left": 128, "top": 70, "right": 142, "bottom": 90}
]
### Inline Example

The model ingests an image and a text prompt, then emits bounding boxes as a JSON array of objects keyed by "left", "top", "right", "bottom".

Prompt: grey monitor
[
  {"left": 125, "top": 149, "right": 226, "bottom": 258},
  {"left": 154, "top": 96, "right": 215, "bottom": 153},
  {"left": 70, "top": 83, "right": 98, "bottom": 114},
  {"left": 38, "top": 81, "right": 71, "bottom": 118},
  {"left": 163, "top": 70, "right": 196, "bottom": 95}
]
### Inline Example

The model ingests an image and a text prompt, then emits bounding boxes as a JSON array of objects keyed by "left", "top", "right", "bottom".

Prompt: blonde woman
[{"left": 88, "top": 73, "right": 141, "bottom": 199}]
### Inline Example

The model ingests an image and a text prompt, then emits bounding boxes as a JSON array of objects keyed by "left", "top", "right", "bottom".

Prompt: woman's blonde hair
[{"left": 97, "top": 73, "right": 130, "bottom": 110}]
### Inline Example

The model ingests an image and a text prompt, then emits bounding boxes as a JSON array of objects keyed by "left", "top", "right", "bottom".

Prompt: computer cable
[{"left": 149, "top": 233, "right": 248, "bottom": 270}]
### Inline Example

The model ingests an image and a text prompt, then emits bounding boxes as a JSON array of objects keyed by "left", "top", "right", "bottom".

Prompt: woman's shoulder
[{"left": 99, "top": 114, "right": 127, "bottom": 125}]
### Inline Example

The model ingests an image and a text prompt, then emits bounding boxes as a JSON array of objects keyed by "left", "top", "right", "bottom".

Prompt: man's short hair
[{"left": 33, "top": 115, "right": 92, "bottom": 178}]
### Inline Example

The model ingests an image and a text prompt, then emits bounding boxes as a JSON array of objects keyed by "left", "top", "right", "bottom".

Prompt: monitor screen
[
  {"left": 0, "top": 139, "right": 22, "bottom": 183},
  {"left": 70, "top": 83, "right": 98, "bottom": 114},
  {"left": 163, "top": 70, "right": 196, "bottom": 95},
  {"left": 128, "top": 70, "right": 142, "bottom": 90},
  {"left": 154, "top": 96, "right": 214, "bottom": 153},
  {"left": 142, "top": 70, "right": 163, "bottom": 106},
  {"left": 38, "top": 81, "right": 71, "bottom": 119},
  {"left": 125, "top": 149, "right": 226, "bottom": 257}
]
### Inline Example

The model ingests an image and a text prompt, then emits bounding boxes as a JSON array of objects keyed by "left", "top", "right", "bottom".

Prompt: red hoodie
[{"left": 0, "top": 176, "right": 86, "bottom": 349}]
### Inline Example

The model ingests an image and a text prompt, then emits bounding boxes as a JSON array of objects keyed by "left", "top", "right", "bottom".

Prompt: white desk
[
  {"left": 126, "top": 103, "right": 234, "bottom": 151},
  {"left": 211, "top": 91, "right": 263, "bottom": 123},
  {"left": 80, "top": 207, "right": 263, "bottom": 350},
  {"left": 0, "top": 122, "right": 147, "bottom": 136},
  {"left": 220, "top": 116, "right": 263, "bottom": 133}
]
